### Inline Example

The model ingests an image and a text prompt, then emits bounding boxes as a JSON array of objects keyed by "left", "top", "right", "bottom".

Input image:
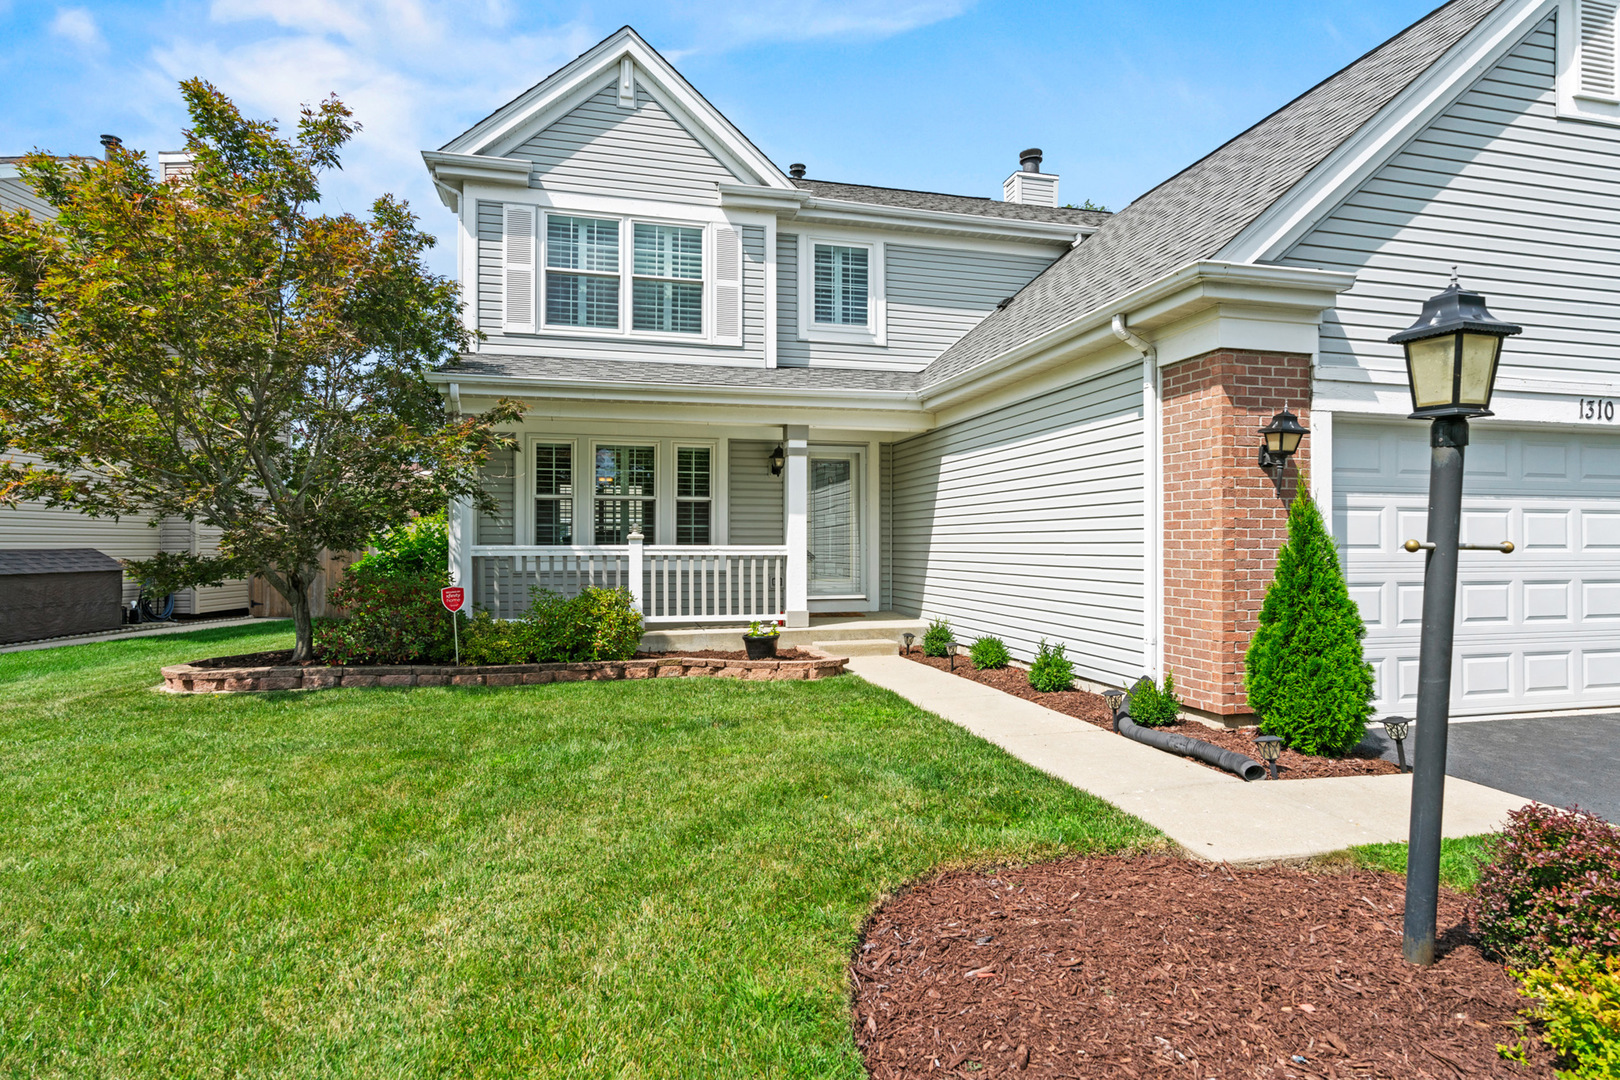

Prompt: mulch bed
[
  {"left": 187, "top": 649, "right": 314, "bottom": 668},
  {"left": 852, "top": 857, "right": 1553, "bottom": 1079},
  {"left": 634, "top": 648, "right": 818, "bottom": 661},
  {"left": 900, "top": 653, "right": 1398, "bottom": 781}
]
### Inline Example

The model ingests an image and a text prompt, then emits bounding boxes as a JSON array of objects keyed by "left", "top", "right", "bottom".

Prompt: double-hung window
[
  {"left": 546, "top": 215, "right": 620, "bottom": 329},
  {"left": 594, "top": 445, "right": 655, "bottom": 544},
  {"left": 675, "top": 447, "right": 712, "bottom": 545},
  {"left": 814, "top": 244, "right": 869, "bottom": 326},
  {"left": 533, "top": 443, "right": 573, "bottom": 545},
  {"left": 633, "top": 223, "right": 704, "bottom": 334}
]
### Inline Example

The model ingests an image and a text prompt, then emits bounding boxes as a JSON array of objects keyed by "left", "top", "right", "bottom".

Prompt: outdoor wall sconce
[
  {"left": 902, "top": 632, "right": 915, "bottom": 654},
  {"left": 1253, "top": 734, "right": 1282, "bottom": 781},
  {"left": 1382, "top": 717, "right": 1412, "bottom": 773},
  {"left": 1258, "top": 408, "right": 1309, "bottom": 478},
  {"left": 946, "top": 640, "right": 964, "bottom": 670},
  {"left": 769, "top": 444, "right": 785, "bottom": 476}
]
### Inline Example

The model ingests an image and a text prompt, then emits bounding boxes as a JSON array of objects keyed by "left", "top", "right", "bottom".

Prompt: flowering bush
[
  {"left": 1476, "top": 803, "right": 1620, "bottom": 967},
  {"left": 314, "top": 568, "right": 458, "bottom": 665}
]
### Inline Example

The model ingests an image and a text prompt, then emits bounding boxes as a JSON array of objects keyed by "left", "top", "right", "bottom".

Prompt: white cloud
[
  {"left": 50, "top": 6, "right": 105, "bottom": 51},
  {"left": 672, "top": 0, "right": 971, "bottom": 44}
]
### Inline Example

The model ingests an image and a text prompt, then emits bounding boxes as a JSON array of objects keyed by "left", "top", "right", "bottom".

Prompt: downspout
[{"left": 1112, "top": 315, "right": 1162, "bottom": 680}]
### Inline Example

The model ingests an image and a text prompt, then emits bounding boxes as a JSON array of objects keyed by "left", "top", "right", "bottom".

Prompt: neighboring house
[
  {"left": 426, "top": 0, "right": 1620, "bottom": 722},
  {"left": 0, "top": 145, "right": 249, "bottom": 617}
]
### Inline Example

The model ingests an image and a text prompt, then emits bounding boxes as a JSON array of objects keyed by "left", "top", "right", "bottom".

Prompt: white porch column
[
  {"left": 783, "top": 424, "right": 810, "bottom": 628},
  {"left": 627, "top": 528, "right": 646, "bottom": 616},
  {"left": 449, "top": 498, "right": 474, "bottom": 589}
]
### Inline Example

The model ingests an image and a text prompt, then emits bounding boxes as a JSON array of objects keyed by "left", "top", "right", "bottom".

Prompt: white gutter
[
  {"left": 716, "top": 183, "right": 1091, "bottom": 245},
  {"left": 1112, "top": 315, "right": 1162, "bottom": 681}
]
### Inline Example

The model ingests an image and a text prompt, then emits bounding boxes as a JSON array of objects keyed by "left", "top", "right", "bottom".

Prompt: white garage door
[{"left": 1335, "top": 418, "right": 1620, "bottom": 718}]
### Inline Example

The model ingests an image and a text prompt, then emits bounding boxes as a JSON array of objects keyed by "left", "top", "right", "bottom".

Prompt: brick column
[{"left": 1160, "top": 349, "right": 1311, "bottom": 722}]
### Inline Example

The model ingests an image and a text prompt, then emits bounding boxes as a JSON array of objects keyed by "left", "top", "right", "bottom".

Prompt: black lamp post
[
  {"left": 1389, "top": 272, "right": 1521, "bottom": 967},
  {"left": 1253, "top": 734, "right": 1282, "bottom": 780},
  {"left": 1382, "top": 717, "right": 1412, "bottom": 773},
  {"left": 1258, "top": 408, "right": 1309, "bottom": 480}
]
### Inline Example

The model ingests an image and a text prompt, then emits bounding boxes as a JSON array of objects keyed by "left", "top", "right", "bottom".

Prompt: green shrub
[
  {"left": 350, "top": 512, "right": 449, "bottom": 583},
  {"left": 1509, "top": 952, "right": 1620, "bottom": 1078},
  {"left": 1127, "top": 670, "right": 1180, "bottom": 727},
  {"left": 922, "top": 617, "right": 953, "bottom": 657},
  {"left": 969, "top": 636, "right": 1011, "bottom": 670},
  {"left": 576, "top": 586, "right": 644, "bottom": 661},
  {"left": 1027, "top": 639, "right": 1074, "bottom": 693},
  {"left": 1244, "top": 486, "right": 1374, "bottom": 756},
  {"left": 464, "top": 587, "right": 643, "bottom": 665},
  {"left": 315, "top": 568, "right": 458, "bottom": 665},
  {"left": 461, "top": 609, "right": 536, "bottom": 666},
  {"left": 1477, "top": 803, "right": 1620, "bottom": 967}
]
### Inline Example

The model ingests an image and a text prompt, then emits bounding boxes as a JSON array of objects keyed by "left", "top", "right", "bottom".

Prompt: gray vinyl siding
[
  {"left": 513, "top": 82, "right": 742, "bottom": 201},
  {"left": 475, "top": 202, "right": 767, "bottom": 364},
  {"left": 727, "top": 439, "right": 784, "bottom": 545},
  {"left": 777, "top": 235, "right": 1056, "bottom": 370},
  {"left": 0, "top": 176, "right": 52, "bottom": 218},
  {"left": 1281, "top": 16, "right": 1620, "bottom": 385},
  {"left": 891, "top": 362, "right": 1145, "bottom": 683},
  {"left": 476, "top": 446, "right": 516, "bottom": 545}
]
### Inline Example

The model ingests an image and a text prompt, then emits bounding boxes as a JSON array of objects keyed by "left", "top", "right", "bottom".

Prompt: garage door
[{"left": 1335, "top": 418, "right": 1620, "bottom": 717}]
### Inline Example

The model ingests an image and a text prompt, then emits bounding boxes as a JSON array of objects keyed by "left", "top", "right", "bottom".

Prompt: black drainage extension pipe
[{"left": 1114, "top": 684, "right": 1268, "bottom": 783}]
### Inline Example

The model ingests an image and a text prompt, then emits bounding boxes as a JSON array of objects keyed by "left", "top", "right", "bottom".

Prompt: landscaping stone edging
[{"left": 160, "top": 650, "right": 849, "bottom": 693}]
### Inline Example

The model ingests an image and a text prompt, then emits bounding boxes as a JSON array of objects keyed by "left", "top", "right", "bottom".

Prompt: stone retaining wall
[{"left": 160, "top": 651, "right": 848, "bottom": 693}]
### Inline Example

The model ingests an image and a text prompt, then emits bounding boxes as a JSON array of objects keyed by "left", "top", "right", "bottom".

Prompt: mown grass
[
  {"left": 0, "top": 625, "right": 1161, "bottom": 1078},
  {"left": 1317, "top": 834, "right": 1498, "bottom": 892}
]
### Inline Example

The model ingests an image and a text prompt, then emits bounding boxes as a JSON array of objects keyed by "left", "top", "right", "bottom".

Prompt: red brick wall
[{"left": 1160, "top": 350, "right": 1311, "bottom": 719}]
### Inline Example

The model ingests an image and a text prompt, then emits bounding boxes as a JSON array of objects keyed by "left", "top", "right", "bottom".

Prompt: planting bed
[
  {"left": 161, "top": 649, "right": 846, "bottom": 692},
  {"left": 900, "top": 653, "right": 1398, "bottom": 780},
  {"left": 634, "top": 648, "right": 818, "bottom": 661},
  {"left": 852, "top": 856, "right": 1552, "bottom": 1079}
]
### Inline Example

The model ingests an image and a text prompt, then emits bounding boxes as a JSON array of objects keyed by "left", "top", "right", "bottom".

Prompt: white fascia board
[
  {"left": 0, "top": 164, "right": 21, "bottom": 180},
  {"left": 1218, "top": 0, "right": 1557, "bottom": 264},
  {"left": 422, "top": 150, "right": 532, "bottom": 211},
  {"left": 716, "top": 184, "right": 1087, "bottom": 245},
  {"left": 919, "top": 261, "right": 1356, "bottom": 412}
]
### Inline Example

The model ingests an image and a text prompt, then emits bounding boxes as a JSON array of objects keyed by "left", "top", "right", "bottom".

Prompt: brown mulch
[
  {"left": 900, "top": 652, "right": 1399, "bottom": 780},
  {"left": 187, "top": 650, "right": 317, "bottom": 668},
  {"left": 852, "top": 857, "right": 1553, "bottom": 1079},
  {"left": 633, "top": 648, "right": 817, "bottom": 661}
]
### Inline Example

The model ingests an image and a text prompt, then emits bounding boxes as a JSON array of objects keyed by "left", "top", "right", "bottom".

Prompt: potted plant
[{"left": 743, "top": 620, "right": 780, "bottom": 660}]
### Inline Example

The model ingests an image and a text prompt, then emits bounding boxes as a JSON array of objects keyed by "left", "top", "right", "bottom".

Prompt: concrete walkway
[
  {"left": 0, "top": 616, "right": 282, "bottom": 654},
  {"left": 849, "top": 655, "right": 1531, "bottom": 864}
]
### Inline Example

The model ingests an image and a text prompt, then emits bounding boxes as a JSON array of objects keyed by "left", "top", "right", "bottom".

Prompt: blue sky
[{"left": 2, "top": 0, "right": 1440, "bottom": 274}]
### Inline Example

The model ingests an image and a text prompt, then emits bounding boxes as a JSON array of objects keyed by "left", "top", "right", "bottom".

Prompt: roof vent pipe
[
  {"left": 1019, "top": 148, "right": 1043, "bottom": 173},
  {"left": 788, "top": 163, "right": 806, "bottom": 179},
  {"left": 99, "top": 134, "right": 122, "bottom": 159}
]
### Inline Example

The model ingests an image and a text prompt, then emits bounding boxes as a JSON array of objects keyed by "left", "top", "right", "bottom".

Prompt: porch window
[
  {"left": 546, "top": 215, "right": 620, "bottom": 329},
  {"left": 594, "top": 445, "right": 655, "bottom": 543},
  {"left": 814, "top": 244, "right": 868, "bottom": 326},
  {"left": 533, "top": 443, "right": 573, "bottom": 545},
  {"left": 675, "top": 446, "right": 712, "bottom": 545},
  {"left": 632, "top": 224, "right": 703, "bottom": 334}
]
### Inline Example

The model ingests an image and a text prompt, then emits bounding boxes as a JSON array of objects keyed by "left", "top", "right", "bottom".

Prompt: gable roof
[
  {"left": 791, "top": 178, "right": 1110, "bottom": 227},
  {"left": 920, "top": 0, "right": 1507, "bottom": 389}
]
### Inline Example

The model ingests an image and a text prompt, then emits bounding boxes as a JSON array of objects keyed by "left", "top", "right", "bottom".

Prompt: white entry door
[
  {"left": 809, "top": 451, "right": 862, "bottom": 597},
  {"left": 1335, "top": 418, "right": 1620, "bottom": 717}
]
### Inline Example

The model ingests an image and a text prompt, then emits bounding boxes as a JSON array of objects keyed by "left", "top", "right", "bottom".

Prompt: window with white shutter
[
  {"left": 712, "top": 226, "right": 742, "bottom": 346},
  {"left": 502, "top": 204, "right": 536, "bottom": 333},
  {"left": 1581, "top": 0, "right": 1619, "bottom": 99},
  {"left": 1561, "top": 1, "right": 1620, "bottom": 122}
]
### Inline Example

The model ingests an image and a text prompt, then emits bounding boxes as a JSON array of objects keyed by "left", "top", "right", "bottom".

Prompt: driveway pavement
[{"left": 1362, "top": 714, "right": 1620, "bottom": 822}]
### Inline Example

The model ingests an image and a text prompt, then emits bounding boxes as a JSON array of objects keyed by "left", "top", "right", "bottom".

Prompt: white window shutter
[
  {"left": 503, "top": 204, "right": 536, "bottom": 333},
  {"left": 713, "top": 225, "right": 742, "bottom": 346},
  {"left": 1580, "top": 0, "right": 1620, "bottom": 100}
]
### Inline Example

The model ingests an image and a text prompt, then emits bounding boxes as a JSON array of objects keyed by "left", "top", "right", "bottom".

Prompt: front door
[{"left": 809, "top": 451, "right": 862, "bottom": 597}]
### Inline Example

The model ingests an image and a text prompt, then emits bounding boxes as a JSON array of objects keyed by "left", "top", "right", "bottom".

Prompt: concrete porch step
[
  {"left": 814, "top": 638, "right": 899, "bottom": 657},
  {"left": 640, "top": 612, "right": 926, "bottom": 653}
]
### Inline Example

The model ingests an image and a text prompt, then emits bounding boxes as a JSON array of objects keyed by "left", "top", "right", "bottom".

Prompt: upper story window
[
  {"left": 814, "top": 244, "right": 869, "bottom": 326},
  {"left": 498, "top": 204, "right": 743, "bottom": 346},
  {"left": 1558, "top": 0, "right": 1620, "bottom": 124}
]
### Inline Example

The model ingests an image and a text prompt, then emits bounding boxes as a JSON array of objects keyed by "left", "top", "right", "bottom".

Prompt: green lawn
[
  {"left": 1319, "top": 834, "right": 1497, "bottom": 892},
  {"left": 0, "top": 625, "right": 1160, "bottom": 1078}
]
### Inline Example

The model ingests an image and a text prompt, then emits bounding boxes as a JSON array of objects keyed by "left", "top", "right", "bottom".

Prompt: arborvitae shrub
[
  {"left": 1027, "top": 639, "right": 1074, "bottom": 692},
  {"left": 1244, "top": 485, "right": 1374, "bottom": 756},
  {"left": 1477, "top": 803, "right": 1620, "bottom": 967},
  {"left": 1127, "top": 670, "right": 1180, "bottom": 727},
  {"left": 969, "top": 636, "right": 1011, "bottom": 669},
  {"left": 922, "top": 617, "right": 953, "bottom": 657}
]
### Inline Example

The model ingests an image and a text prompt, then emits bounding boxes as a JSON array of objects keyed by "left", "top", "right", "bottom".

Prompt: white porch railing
[{"left": 469, "top": 538, "right": 788, "bottom": 624}]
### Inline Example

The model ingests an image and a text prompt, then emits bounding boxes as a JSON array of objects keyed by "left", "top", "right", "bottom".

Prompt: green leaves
[{"left": 1244, "top": 486, "right": 1375, "bottom": 756}]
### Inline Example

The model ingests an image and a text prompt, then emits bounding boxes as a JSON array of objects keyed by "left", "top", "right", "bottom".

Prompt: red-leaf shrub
[{"left": 1476, "top": 804, "right": 1620, "bottom": 967}]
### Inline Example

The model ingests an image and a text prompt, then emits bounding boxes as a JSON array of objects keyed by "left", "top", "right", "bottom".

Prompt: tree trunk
[{"left": 287, "top": 575, "right": 316, "bottom": 663}]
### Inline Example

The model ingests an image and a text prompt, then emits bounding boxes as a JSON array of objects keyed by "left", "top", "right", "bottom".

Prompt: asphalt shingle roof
[
  {"left": 919, "top": 0, "right": 1505, "bottom": 389},
  {"left": 448, "top": 355, "right": 922, "bottom": 394},
  {"left": 791, "top": 178, "right": 1110, "bottom": 227},
  {"left": 0, "top": 549, "right": 124, "bottom": 576}
]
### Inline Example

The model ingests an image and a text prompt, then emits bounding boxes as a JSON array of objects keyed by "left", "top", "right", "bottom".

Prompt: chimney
[
  {"left": 1003, "top": 148, "right": 1058, "bottom": 207},
  {"left": 789, "top": 163, "right": 806, "bottom": 179},
  {"left": 99, "top": 134, "right": 122, "bottom": 159}
]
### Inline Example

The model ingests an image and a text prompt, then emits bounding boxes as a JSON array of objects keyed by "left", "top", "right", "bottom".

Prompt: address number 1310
[{"left": 1579, "top": 398, "right": 1616, "bottom": 422}]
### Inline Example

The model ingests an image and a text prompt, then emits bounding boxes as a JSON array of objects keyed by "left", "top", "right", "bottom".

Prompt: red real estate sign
[{"left": 440, "top": 586, "right": 465, "bottom": 613}]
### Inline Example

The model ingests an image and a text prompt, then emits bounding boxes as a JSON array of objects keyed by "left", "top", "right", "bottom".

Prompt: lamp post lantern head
[
  {"left": 1388, "top": 275, "right": 1521, "bottom": 420},
  {"left": 1258, "top": 408, "right": 1309, "bottom": 475}
]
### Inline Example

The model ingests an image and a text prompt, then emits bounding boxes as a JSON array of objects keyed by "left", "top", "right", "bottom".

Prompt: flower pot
[{"left": 743, "top": 634, "right": 778, "bottom": 660}]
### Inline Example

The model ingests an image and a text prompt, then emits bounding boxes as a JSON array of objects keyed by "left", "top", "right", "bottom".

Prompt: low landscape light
[
  {"left": 946, "top": 641, "right": 964, "bottom": 670},
  {"left": 1101, "top": 688, "right": 1126, "bottom": 719},
  {"left": 1257, "top": 408, "right": 1309, "bottom": 477},
  {"left": 902, "top": 632, "right": 915, "bottom": 654},
  {"left": 1382, "top": 718, "right": 1412, "bottom": 773},
  {"left": 1389, "top": 271, "right": 1522, "bottom": 419},
  {"left": 1253, "top": 734, "right": 1283, "bottom": 781}
]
